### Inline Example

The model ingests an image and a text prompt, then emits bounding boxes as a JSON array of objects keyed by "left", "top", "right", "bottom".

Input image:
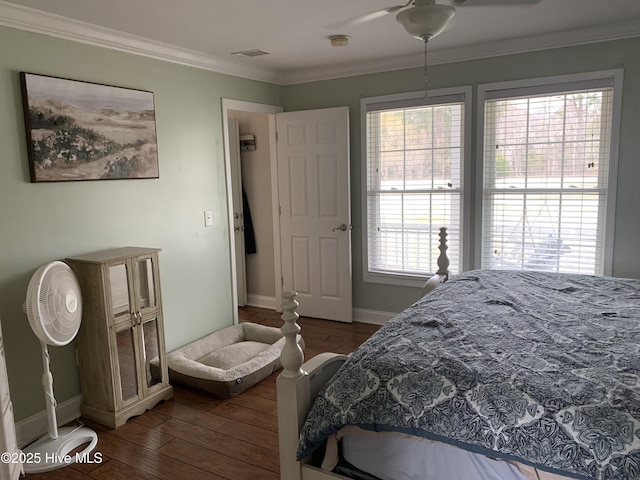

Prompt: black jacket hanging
[{"left": 242, "top": 188, "right": 257, "bottom": 255}]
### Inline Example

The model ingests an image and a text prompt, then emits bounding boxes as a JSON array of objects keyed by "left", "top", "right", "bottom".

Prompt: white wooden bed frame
[{"left": 276, "top": 228, "right": 450, "bottom": 480}]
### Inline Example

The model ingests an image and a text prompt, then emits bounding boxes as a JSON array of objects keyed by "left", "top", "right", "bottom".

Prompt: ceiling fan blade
[
  {"left": 453, "top": 0, "right": 541, "bottom": 5},
  {"left": 326, "top": 1, "right": 412, "bottom": 30}
]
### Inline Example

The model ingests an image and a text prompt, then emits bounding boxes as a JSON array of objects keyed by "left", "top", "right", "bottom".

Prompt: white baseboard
[
  {"left": 15, "top": 395, "right": 83, "bottom": 448},
  {"left": 246, "top": 294, "right": 278, "bottom": 310},
  {"left": 353, "top": 308, "right": 397, "bottom": 325},
  {"left": 243, "top": 297, "right": 396, "bottom": 326}
]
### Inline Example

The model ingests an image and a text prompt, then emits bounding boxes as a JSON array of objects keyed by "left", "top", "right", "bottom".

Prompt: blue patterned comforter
[{"left": 297, "top": 270, "right": 640, "bottom": 480}]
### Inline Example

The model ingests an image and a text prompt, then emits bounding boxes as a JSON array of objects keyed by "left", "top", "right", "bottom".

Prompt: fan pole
[
  {"left": 40, "top": 341, "right": 59, "bottom": 440},
  {"left": 22, "top": 340, "right": 98, "bottom": 474}
]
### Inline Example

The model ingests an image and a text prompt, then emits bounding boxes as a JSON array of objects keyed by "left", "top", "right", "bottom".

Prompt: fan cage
[{"left": 25, "top": 261, "right": 82, "bottom": 346}]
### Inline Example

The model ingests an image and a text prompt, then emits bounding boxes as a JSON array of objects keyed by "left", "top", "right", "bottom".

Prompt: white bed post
[
  {"left": 277, "top": 291, "right": 309, "bottom": 480},
  {"left": 422, "top": 227, "right": 450, "bottom": 295}
]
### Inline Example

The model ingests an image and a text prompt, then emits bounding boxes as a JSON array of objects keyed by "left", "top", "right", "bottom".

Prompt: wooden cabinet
[
  {"left": 66, "top": 247, "right": 173, "bottom": 428},
  {"left": 0, "top": 318, "right": 21, "bottom": 480}
]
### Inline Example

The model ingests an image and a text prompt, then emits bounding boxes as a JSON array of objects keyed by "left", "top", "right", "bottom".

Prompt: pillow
[{"left": 198, "top": 341, "right": 270, "bottom": 370}]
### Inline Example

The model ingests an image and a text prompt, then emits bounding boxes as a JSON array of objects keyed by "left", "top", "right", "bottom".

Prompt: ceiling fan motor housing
[{"left": 396, "top": 3, "right": 456, "bottom": 40}]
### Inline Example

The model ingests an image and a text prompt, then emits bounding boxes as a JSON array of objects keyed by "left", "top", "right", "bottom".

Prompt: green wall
[
  {"left": 0, "top": 26, "right": 282, "bottom": 421},
  {"left": 283, "top": 37, "right": 640, "bottom": 313}
]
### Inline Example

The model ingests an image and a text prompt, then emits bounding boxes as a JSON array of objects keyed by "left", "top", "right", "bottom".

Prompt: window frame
[
  {"left": 361, "top": 86, "right": 473, "bottom": 287},
  {"left": 475, "top": 69, "right": 624, "bottom": 275}
]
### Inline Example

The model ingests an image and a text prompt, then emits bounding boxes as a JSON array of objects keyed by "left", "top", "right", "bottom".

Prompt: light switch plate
[{"left": 204, "top": 210, "right": 213, "bottom": 227}]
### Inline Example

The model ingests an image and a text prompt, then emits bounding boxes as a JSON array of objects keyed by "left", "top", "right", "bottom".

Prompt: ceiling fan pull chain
[{"left": 424, "top": 36, "right": 429, "bottom": 98}]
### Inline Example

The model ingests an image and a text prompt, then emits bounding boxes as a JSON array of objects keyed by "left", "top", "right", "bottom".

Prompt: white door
[
  {"left": 276, "top": 107, "right": 352, "bottom": 322},
  {"left": 228, "top": 118, "right": 247, "bottom": 306}
]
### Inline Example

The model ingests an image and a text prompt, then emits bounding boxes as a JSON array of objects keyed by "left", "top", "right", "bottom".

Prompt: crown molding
[
  {"left": 1, "top": 0, "right": 639, "bottom": 87},
  {"left": 0, "top": 0, "right": 285, "bottom": 85},
  {"left": 281, "top": 18, "right": 640, "bottom": 85}
]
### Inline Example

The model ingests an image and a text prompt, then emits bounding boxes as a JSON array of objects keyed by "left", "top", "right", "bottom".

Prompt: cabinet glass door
[
  {"left": 109, "top": 263, "right": 131, "bottom": 319},
  {"left": 141, "top": 318, "right": 162, "bottom": 388},
  {"left": 135, "top": 258, "right": 156, "bottom": 311},
  {"left": 115, "top": 326, "right": 139, "bottom": 403}
]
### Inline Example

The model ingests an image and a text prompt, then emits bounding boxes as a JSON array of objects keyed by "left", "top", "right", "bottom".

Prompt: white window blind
[
  {"left": 365, "top": 93, "right": 465, "bottom": 281},
  {"left": 481, "top": 78, "right": 616, "bottom": 275}
]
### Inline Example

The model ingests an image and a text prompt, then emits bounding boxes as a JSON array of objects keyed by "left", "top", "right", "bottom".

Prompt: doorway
[
  {"left": 222, "top": 101, "right": 353, "bottom": 323},
  {"left": 222, "top": 99, "right": 282, "bottom": 324}
]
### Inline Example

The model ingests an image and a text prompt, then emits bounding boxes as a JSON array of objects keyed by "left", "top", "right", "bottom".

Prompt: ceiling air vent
[{"left": 231, "top": 49, "right": 270, "bottom": 58}]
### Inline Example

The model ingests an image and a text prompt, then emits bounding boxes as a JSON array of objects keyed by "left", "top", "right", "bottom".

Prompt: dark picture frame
[{"left": 20, "top": 72, "right": 159, "bottom": 182}]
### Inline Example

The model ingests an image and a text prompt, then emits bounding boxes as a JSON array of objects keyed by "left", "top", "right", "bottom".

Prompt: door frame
[
  {"left": 221, "top": 99, "right": 283, "bottom": 323},
  {"left": 227, "top": 118, "right": 247, "bottom": 307}
]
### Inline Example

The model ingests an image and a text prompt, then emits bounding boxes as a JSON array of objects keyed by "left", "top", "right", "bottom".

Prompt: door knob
[{"left": 332, "top": 224, "right": 350, "bottom": 232}]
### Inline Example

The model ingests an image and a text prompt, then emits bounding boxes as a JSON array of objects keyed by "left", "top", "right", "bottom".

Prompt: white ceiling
[{"left": 1, "top": 0, "right": 640, "bottom": 84}]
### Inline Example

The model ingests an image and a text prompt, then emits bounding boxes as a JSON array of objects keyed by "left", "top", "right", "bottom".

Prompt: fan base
[{"left": 22, "top": 426, "right": 98, "bottom": 474}]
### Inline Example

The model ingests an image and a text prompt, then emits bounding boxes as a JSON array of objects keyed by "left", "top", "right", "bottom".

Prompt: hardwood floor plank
[
  {"left": 159, "top": 438, "right": 279, "bottom": 480},
  {"left": 94, "top": 432, "right": 218, "bottom": 480},
  {"left": 107, "top": 420, "right": 174, "bottom": 450},
  {"left": 209, "top": 401, "right": 278, "bottom": 432},
  {"left": 153, "top": 400, "right": 279, "bottom": 448},
  {"left": 225, "top": 391, "right": 277, "bottom": 416},
  {"left": 130, "top": 409, "right": 170, "bottom": 429},
  {"left": 68, "top": 456, "right": 103, "bottom": 476},
  {"left": 170, "top": 384, "right": 223, "bottom": 411},
  {"left": 86, "top": 459, "right": 162, "bottom": 480},
  {"left": 22, "top": 307, "right": 379, "bottom": 480},
  {"left": 240, "top": 379, "right": 277, "bottom": 401},
  {"left": 21, "top": 466, "right": 91, "bottom": 480},
  {"left": 156, "top": 419, "right": 280, "bottom": 473}
]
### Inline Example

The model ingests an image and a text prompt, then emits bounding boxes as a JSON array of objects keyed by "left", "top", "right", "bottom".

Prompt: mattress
[{"left": 337, "top": 427, "right": 571, "bottom": 480}]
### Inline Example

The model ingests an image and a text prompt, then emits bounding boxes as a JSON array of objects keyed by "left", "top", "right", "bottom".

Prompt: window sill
[{"left": 363, "top": 271, "right": 429, "bottom": 289}]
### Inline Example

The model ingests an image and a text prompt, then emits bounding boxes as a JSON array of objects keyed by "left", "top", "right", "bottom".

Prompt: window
[
  {"left": 479, "top": 71, "right": 622, "bottom": 275},
  {"left": 362, "top": 88, "right": 470, "bottom": 286}
]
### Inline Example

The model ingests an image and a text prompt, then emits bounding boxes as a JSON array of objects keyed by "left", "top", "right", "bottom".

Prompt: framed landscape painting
[{"left": 20, "top": 72, "right": 159, "bottom": 182}]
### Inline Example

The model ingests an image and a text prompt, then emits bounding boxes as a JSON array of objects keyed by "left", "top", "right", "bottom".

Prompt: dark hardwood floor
[{"left": 23, "top": 306, "right": 380, "bottom": 480}]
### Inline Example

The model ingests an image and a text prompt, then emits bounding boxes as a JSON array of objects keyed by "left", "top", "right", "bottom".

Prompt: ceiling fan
[
  {"left": 329, "top": 0, "right": 541, "bottom": 94},
  {"left": 331, "top": 0, "right": 542, "bottom": 42}
]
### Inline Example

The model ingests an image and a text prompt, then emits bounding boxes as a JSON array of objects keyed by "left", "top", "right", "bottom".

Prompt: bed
[{"left": 276, "top": 230, "right": 640, "bottom": 480}]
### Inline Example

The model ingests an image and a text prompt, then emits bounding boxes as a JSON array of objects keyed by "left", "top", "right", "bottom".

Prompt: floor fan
[{"left": 22, "top": 261, "right": 97, "bottom": 473}]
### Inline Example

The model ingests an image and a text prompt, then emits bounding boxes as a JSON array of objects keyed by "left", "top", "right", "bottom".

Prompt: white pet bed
[{"left": 157, "top": 322, "right": 304, "bottom": 398}]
